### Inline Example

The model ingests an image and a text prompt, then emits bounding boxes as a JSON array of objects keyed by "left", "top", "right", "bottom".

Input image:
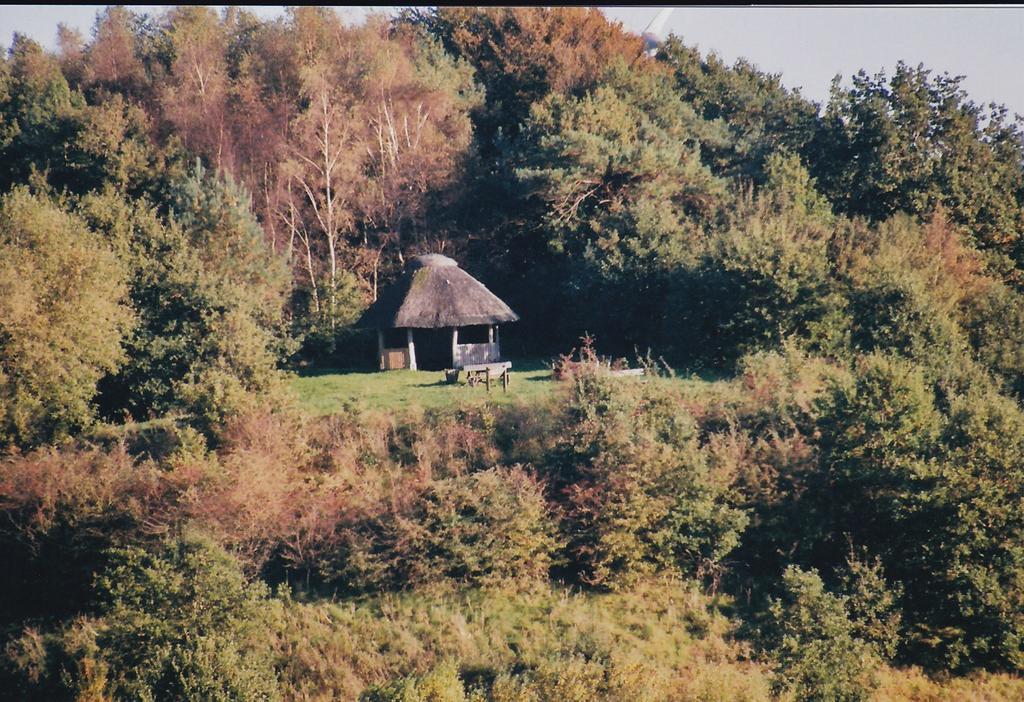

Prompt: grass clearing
[
  {"left": 288, "top": 358, "right": 557, "bottom": 414},
  {"left": 288, "top": 358, "right": 726, "bottom": 415}
]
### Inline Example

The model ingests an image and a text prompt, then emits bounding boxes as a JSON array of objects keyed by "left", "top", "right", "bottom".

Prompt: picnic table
[{"left": 460, "top": 361, "right": 512, "bottom": 392}]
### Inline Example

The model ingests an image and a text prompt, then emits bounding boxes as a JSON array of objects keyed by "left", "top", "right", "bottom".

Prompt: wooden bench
[{"left": 461, "top": 361, "right": 512, "bottom": 393}]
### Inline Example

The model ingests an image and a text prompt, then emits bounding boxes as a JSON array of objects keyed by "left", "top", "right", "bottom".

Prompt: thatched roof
[{"left": 356, "top": 255, "right": 520, "bottom": 329}]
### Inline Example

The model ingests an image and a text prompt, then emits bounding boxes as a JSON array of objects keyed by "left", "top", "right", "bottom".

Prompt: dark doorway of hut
[{"left": 414, "top": 328, "right": 453, "bottom": 371}]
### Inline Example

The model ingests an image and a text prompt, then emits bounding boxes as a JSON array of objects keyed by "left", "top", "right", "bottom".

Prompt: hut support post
[
  {"left": 406, "top": 329, "right": 417, "bottom": 370},
  {"left": 495, "top": 325, "right": 500, "bottom": 357},
  {"left": 377, "top": 330, "right": 385, "bottom": 370},
  {"left": 451, "top": 328, "right": 459, "bottom": 369}
]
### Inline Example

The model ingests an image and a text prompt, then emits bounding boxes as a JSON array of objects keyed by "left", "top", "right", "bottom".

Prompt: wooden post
[
  {"left": 451, "top": 327, "right": 459, "bottom": 369},
  {"left": 495, "top": 325, "right": 500, "bottom": 359},
  {"left": 377, "top": 329, "right": 385, "bottom": 370},
  {"left": 406, "top": 328, "right": 417, "bottom": 370},
  {"left": 485, "top": 367, "right": 491, "bottom": 392}
]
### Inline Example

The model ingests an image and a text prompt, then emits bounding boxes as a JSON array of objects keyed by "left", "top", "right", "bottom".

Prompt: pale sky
[{"left": 1, "top": 5, "right": 1022, "bottom": 117}]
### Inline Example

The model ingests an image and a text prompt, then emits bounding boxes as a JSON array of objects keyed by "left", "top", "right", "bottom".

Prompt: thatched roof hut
[
  {"left": 356, "top": 255, "right": 519, "bottom": 370},
  {"left": 358, "top": 254, "right": 518, "bottom": 329}
]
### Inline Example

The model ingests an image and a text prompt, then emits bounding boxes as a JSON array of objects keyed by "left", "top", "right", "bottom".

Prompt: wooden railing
[{"left": 453, "top": 342, "right": 500, "bottom": 368}]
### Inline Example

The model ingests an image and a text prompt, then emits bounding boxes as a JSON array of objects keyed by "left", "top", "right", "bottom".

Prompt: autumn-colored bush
[
  {"left": 3, "top": 617, "right": 111, "bottom": 702},
  {"left": 542, "top": 361, "right": 748, "bottom": 590},
  {"left": 0, "top": 444, "right": 182, "bottom": 623},
  {"left": 327, "top": 466, "right": 558, "bottom": 591},
  {"left": 3, "top": 385, "right": 1022, "bottom": 700},
  {"left": 550, "top": 335, "right": 630, "bottom": 382}
]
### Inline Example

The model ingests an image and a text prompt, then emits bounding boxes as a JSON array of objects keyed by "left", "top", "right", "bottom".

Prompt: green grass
[
  {"left": 288, "top": 358, "right": 727, "bottom": 415},
  {"left": 275, "top": 580, "right": 751, "bottom": 700},
  {"left": 288, "top": 358, "right": 558, "bottom": 414}
]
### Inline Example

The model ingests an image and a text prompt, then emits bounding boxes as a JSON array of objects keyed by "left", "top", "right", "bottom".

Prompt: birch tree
[
  {"left": 284, "top": 58, "right": 361, "bottom": 332},
  {"left": 356, "top": 28, "right": 481, "bottom": 300},
  {"left": 160, "top": 6, "right": 231, "bottom": 173}
]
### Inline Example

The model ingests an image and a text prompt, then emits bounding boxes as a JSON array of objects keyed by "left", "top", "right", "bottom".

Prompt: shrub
[
  {"left": 814, "top": 355, "right": 1024, "bottom": 671},
  {"left": 689, "top": 346, "right": 854, "bottom": 582},
  {"left": 813, "top": 353, "right": 941, "bottom": 565},
  {"left": 360, "top": 660, "right": 468, "bottom": 702},
  {"left": 845, "top": 266, "right": 965, "bottom": 371},
  {"left": 267, "top": 577, "right": 731, "bottom": 701},
  {"left": 527, "top": 655, "right": 668, "bottom": 702},
  {"left": 362, "top": 656, "right": 669, "bottom": 702},
  {"left": 674, "top": 661, "right": 772, "bottom": 702},
  {"left": 408, "top": 467, "right": 559, "bottom": 585},
  {"left": 549, "top": 366, "right": 747, "bottom": 589},
  {"left": 921, "top": 387, "right": 1024, "bottom": 672},
  {"left": 766, "top": 566, "right": 879, "bottom": 702},
  {"left": 93, "top": 534, "right": 280, "bottom": 701},
  {"left": 77, "top": 175, "right": 290, "bottom": 435},
  {"left": 874, "top": 665, "right": 1024, "bottom": 701},
  {"left": 549, "top": 334, "right": 630, "bottom": 381},
  {"left": 332, "top": 466, "right": 559, "bottom": 590},
  {"left": 0, "top": 445, "right": 173, "bottom": 624},
  {"left": 837, "top": 552, "right": 902, "bottom": 662},
  {"left": 674, "top": 204, "right": 845, "bottom": 365},
  {"left": 2, "top": 618, "right": 110, "bottom": 702},
  {"left": 838, "top": 213, "right": 982, "bottom": 377}
]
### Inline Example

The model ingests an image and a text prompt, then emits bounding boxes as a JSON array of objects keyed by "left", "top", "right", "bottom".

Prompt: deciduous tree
[{"left": 0, "top": 188, "right": 133, "bottom": 448}]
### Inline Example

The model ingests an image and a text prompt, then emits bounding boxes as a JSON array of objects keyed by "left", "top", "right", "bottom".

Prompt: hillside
[{"left": 2, "top": 6, "right": 1024, "bottom": 701}]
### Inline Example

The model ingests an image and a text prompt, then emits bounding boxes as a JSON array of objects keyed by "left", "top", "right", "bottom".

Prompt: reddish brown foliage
[
  {"left": 434, "top": 7, "right": 653, "bottom": 103},
  {"left": 0, "top": 445, "right": 172, "bottom": 543},
  {"left": 551, "top": 335, "right": 628, "bottom": 381}
]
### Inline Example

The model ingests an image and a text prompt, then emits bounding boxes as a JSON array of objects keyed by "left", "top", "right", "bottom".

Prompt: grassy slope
[
  {"left": 272, "top": 581, "right": 770, "bottom": 701},
  {"left": 273, "top": 582, "right": 1024, "bottom": 702},
  {"left": 281, "top": 363, "right": 1024, "bottom": 700}
]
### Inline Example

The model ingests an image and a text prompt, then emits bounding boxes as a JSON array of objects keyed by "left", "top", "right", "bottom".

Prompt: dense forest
[{"left": 2, "top": 6, "right": 1024, "bottom": 700}]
